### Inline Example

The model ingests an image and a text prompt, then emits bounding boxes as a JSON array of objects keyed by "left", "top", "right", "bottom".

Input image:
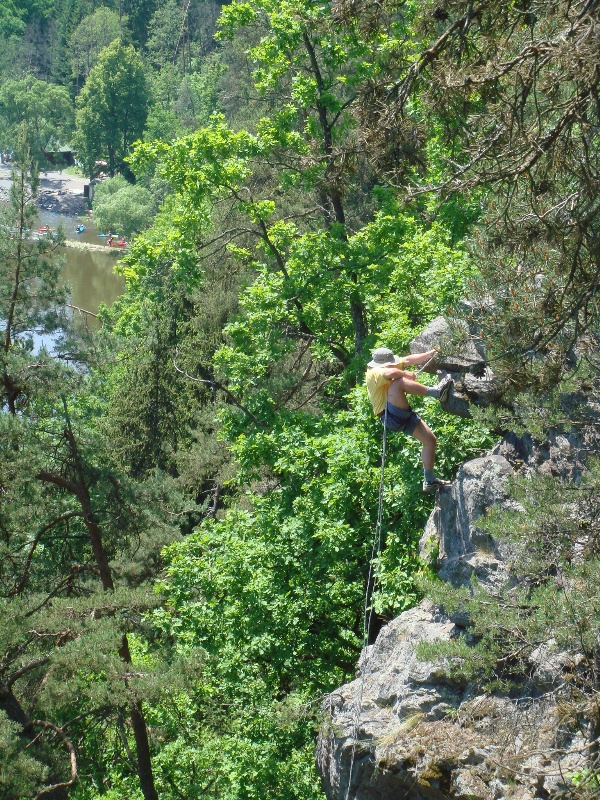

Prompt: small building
[{"left": 42, "top": 146, "right": 76, "bottom": 167}]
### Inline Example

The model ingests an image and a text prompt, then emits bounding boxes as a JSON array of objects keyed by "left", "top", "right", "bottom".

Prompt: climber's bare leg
[
  {"left": 410, "top": 420, "right": 437, "bottom": 472},
  {"left": 387, "top": 376, "right": 428, "bottom": 410}
]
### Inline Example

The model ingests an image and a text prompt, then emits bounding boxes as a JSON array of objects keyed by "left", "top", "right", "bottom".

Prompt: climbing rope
[
  {"left": 414, "top": 352, "right": 437, "bottom": 376},
  {"left": 343, "top": 353, "right": 437, "bottom": 799},
  {"left": 344, "top": 403, "right": 387, "bottom": 800}
]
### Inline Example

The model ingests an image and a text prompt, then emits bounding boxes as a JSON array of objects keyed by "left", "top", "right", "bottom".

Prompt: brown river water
[
  {"left": 0, "top": 166, "right": 126, "bottom": 317},
  {"left": 37, "top": 209, "right": 126, "bottom": 317}
]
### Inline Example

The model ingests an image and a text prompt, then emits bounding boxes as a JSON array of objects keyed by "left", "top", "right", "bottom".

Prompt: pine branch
[
  {"left": 25, "top": 720, "right": 78, "bottom": 799},
  {"left": 6, "top": 657, "right": 51, "bottom": 688}
]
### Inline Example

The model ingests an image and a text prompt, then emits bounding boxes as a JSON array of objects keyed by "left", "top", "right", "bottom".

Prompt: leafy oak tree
[
  {"left": 0, "top": 76, "right": 74, "bottom": 171},
  {"left": 74, "top": 40, "right": 148, "bottom": 178}
]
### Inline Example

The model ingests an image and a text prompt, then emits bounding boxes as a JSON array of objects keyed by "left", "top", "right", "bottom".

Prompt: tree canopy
[
  {"left": 70, "top": 7, "right": 129, "bottom": 86},
  {"left": 0, "top": 0, "right": 599, "bottom": 797},
  {"left": 0, "top": 76, "right": 74, "bottom": 168},
  {"left": 92, "top": 175, "right": 155, "bottom": 237},
  {"left": 74, "top": 40, "right": 148, "bottom": 177}
]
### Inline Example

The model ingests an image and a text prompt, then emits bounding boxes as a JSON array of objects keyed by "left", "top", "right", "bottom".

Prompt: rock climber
[{"left": 366, "top": 347, "right": 453, "bottom": 493}]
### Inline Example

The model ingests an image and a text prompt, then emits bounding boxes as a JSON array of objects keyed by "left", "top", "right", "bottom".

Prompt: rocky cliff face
[
  {"left": 316, "top": 324, "right": 600, "bottom": 799},
  {"left": 316, "top": 440, "right": 592, "bottom": 800}
]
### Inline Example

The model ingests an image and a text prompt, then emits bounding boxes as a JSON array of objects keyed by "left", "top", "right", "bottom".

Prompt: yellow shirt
[{"left": 365, "top": 365, "right": 403, "bottom": 416}]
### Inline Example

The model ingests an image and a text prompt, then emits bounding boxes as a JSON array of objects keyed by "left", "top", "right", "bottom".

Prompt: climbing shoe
[
  {"left": 437, "top": 374, "right": 453, "bottom": 404},
  {"left": 422, "top": 477, "right": 452, "bottom": 494}
]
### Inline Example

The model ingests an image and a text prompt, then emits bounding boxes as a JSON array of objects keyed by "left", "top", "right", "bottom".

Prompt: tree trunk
[
  {"left": 303, "top": 31, "right": 369, "bottom": 358},
  {"left": 119, "top": 636, "right": 160, "bottom": 800},
  {"left": 35, "top": 402, "right": 160, "bottom": 800},
  {"left": 589, "top": 648, "right": 600, "bottom": 769},
  {"left": 0, "top": 685, "right": 34, "bottom": 731}
]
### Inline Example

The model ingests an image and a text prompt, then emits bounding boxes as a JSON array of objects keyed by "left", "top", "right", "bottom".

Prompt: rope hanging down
[
  {"left": 344, "top": 402, "right": 387, "bottom": 800},
  {"left": 343, "top": 354, "right": 436, "bottom": 799}
]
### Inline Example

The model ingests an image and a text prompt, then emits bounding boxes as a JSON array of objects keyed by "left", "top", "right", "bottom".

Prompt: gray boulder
[
  {"left": 316, "top": 429, "right": 596, "bottom": 800},
  {"left": 316, "top": 598, "right": 585, "bottom": 800},
  {"left": 409, "top": 317, "right": 502, "bottom": 416},
  {"left": 419, "top": 455, "right": 516, "bottom": 590},
  {"left": 409, "top": 316, "right": 486, "bottom": 376}
]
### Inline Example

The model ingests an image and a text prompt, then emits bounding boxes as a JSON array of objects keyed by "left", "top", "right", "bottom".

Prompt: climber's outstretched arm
[{"left": 402, "top": 349, "right": 437, "bottom": 367}]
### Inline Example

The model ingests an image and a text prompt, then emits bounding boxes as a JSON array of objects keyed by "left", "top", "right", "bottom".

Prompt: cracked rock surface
[{"left": 316, "top": 427, "right": 597, "bottom": 800}]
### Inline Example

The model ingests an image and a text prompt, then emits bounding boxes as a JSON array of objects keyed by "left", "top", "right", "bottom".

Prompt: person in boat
[{"left": 365, "top": 347, "right": 453, "bottom": 493}]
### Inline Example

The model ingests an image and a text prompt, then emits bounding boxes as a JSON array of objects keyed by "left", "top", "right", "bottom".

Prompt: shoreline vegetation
[
  {"left": 38, "top": 236, "right": 123, "bottom": 253},
  {"left": 63, "top": 239, "right": 123, "bottom": 253}
]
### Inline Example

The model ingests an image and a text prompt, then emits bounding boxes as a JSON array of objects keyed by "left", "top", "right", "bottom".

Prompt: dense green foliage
[
  {"left": 1, "top": 0, "right": 599, "bottom": 797},
  {"left": 70, "top": 7, "right": 129, "bottom": 86},
  {"left": 92, "top": 176, "right": 155, "bottom": 238},
  {"left": 74, "top": 40, "right": 149, "bottom": 178}
]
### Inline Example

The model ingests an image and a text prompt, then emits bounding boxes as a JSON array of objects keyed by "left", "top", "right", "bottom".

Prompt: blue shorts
[{"left": 379, "top": 402, "right": 421, "bottom": 435}]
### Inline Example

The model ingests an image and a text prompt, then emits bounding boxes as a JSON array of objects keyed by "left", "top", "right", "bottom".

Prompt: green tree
[
  {"left": 0, "top": 139, "right": 172, "bottom": 800},
  {"left": 70, "top": 7, "right": 129, "bottom": 87},
  {"left": 74, "top": 40, "right": 148, "bottom": 178},
  {"left": 146, "top": 63, "right": 181, "bottom": 112},
  {"left": 144, "top": 104, "right": 183, "bottom": 142},
  {"left": 92, "top": 175, "right": 155, "bottom": 238},
  {"left": 145, "top": 0, "right": 185, "bottom": 70},
  {"left": 0, "top": 395, "right": 176, "bottom": 800},
  {"left": 0, "top": 0, "right": 26, "bottom": 39},
  {"left": 0, "top": 76, "right": 74, "bottom": 170},
  {"left": 174, "top": 54, "right": 224, "bottom": 128},
  {"left": 122, "top": 0, "right": 158, "bottom": 48}
]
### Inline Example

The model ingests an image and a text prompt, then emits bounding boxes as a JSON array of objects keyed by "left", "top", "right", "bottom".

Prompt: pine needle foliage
[{"left": 419, "top": 459, "right": 600, "bottom": 792}]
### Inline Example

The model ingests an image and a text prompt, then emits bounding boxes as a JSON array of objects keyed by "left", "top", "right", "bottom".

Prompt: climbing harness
[{"left": 343, "top": 354, "right": 438, "bottom": 799}]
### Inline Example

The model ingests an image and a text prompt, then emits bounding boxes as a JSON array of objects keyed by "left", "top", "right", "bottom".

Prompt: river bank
[
  {"left": 33, "top": 235, "right": 124, "bottom": 254},
  {"left": 66, "top": 239, "right": 124, "bottom": 254},
  {"left": 1, "top": 164, "right": 126, "bottom": 313},
  {"left": 0, "top": 163, "right": 90, "bottom": 216}
]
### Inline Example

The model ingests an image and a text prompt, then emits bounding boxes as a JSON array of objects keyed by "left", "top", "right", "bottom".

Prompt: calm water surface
[{"left": 37, "top": 210, "right": 126, "bottom": 315}]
